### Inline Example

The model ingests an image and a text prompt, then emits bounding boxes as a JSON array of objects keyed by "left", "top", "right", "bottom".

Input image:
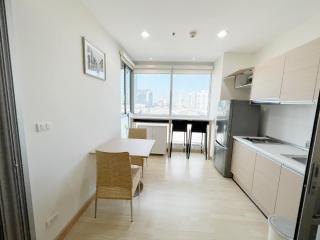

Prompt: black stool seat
[
  {"left": 188, "top": 121, "right": 209, "bottom": 159},
  {"left": 172, "top": 120, "right": 188, "bottom": 132},
  {"left": 169, "top": 120, "right": 189, "bottom": 158}
]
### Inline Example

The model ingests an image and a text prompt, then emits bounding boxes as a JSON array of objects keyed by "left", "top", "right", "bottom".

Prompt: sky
[{"left": 135, "top": 73, "right": 211, "bottom": 102}]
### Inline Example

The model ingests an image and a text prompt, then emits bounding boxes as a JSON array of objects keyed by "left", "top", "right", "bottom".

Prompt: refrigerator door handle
[{"left": 215, "top": 140, "right": 227, "bottom": 150}]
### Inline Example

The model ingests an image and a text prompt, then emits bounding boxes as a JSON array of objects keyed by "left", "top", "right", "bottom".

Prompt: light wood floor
[{"left": 65, "top": 152, "right": 268, "bottom": 240}]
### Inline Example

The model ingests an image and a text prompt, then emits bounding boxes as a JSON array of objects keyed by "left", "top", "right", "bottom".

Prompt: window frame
[
  {"left": 121, "top": 61, "right": 133, "bottom": 115},
  {"left": 133, "top": 66, "right": 213, "bottom": 118}
]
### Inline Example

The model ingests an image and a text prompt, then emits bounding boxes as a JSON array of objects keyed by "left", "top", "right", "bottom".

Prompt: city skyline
[{"left": 135, "top": 73, "right": 210, "bottom": 115}]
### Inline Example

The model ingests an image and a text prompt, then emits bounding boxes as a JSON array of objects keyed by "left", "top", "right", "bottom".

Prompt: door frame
[
  {"left": 0, "top": 0, "right": 35, "bottom": 239},
  {"left": 295, "top": 95, "right": 320, "bottom": 239}
]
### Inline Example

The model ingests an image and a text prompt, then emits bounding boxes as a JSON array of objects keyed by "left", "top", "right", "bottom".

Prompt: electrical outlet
[
  {"left": 35, "top": 121, "right": 52, "bottom": 132},
  {"left": 45, "top": 122, "right": 52, "bottom": 130},
  {"left": 45, "top": 213, "right": 58, "bottom": 229}
]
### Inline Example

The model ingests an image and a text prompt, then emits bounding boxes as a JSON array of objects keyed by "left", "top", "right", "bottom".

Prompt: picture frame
[{"left": 82, "top": 37, "right": 106, "bottom": 80}]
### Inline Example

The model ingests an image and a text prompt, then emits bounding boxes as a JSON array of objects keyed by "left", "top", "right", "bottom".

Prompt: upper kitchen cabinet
[
  {"left": 280, "top": 38, "right": 320, "bottom": 102},
  {"left": 251, "top": 55, "right": 285, "bottom": 102}
]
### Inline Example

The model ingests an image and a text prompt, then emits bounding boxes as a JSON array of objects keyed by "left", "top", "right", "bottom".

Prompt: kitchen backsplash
[{"left": 260, "top": 104, "right": 317, "bottom": 148}]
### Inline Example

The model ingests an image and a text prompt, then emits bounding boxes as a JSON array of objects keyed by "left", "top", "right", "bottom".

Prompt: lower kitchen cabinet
[
  {"left": 252, "top": 153, "right": 281, "bottom": 216},
  {"left": 231, "top": 140, "right": 256, "bottom": 194},
  {"left": 231, "top": 139, "right": 306, "bottom": 218},
  {"left": 275, "top": 166, "right": 304, "bottom": 221}
]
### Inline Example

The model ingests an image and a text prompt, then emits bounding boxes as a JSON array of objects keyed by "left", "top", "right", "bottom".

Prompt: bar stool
[
  {"left": 188, "top": 121, "right": 208, "bottom": 159},
  {"left": 169, "top": 120, "right": 189, "bottom": 158}
]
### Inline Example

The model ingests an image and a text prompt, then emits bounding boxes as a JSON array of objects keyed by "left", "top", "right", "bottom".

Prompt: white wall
[
  {"left": 208, "top": 56, "right": 223, "bottom": 158},
  {"left": 209, "top": 56, "right": 224, "bottom": 120},
  {"left": 260, "top": 105, "right": 317, "bottom": 147},
  {"left": 222, "top": 52, "right": 254, "bottom": 78},
  {"left": 255, "top": 12, "right": 320, "bottom": 63},
  {"left": 9, "top": 0, "right": 121, "bottom": 239},
  {"left": 220, "top": 52, "right": 253, "bottom": 100},
  {"left": 254, "top": 13, "right": 320, "bottom": 147}
]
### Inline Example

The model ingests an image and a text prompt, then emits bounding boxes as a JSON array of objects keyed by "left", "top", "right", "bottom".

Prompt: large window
[
  {"left": 134, "top": 73, "right": 171, "bottom": 115},
  {"left": 133, "top": 68, "right": 212, "bottom": 116},
  {"left": 172, "top": 73, "right": 210, "bottom": 116}
]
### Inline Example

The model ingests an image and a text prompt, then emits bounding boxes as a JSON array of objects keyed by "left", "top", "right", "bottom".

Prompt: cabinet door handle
[{"left": 307, "top": 163, "right": 315, "bottom": 194}]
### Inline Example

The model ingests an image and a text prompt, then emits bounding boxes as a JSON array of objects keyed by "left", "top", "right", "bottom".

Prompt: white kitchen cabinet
[
  {"left": 231, "top": 140, "right": 257, "bottom": 194},
  {"left": 275, "top": 166, "right": 304, "bottom": 221},
  {"left": 138, "top": 124, "right": 167, "bottom": 154},
  {"left": 252, "top": 153, "right": 282, "bottom": 216},
  {"left": 281, "top": 39, "right": 320, "bottom": 102},
  {"left": 251, "top": 55, "right": 285, "bottom": 102}
]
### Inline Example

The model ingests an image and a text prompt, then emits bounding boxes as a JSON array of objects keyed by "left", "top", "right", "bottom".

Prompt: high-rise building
[{"left": 136, "top": 89, "right": 153, "bottom": 107}]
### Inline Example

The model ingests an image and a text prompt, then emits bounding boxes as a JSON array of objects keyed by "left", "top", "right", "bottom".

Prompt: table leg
[
  {"left": 168, "top": 119, "right": 172, "bottom": 157},
  {"left": 207, "top": 121, "right": 212, "bottom": 160},
  {"left": 134, "top": 181, "right": 143, "bottom": 197}
]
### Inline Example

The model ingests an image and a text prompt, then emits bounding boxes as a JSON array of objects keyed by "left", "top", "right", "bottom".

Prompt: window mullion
[
  {"left": 169, "top": 66, "right": 173, "bottom": 116},
  {"left": 124, "top": 64, "right": 127, "bottom": 114},
  {"left": 207, "top": 70, "right": 213, "bottom": 118},
  {"left": 130, "top": 68, "right": 134, "bottom": 114}
]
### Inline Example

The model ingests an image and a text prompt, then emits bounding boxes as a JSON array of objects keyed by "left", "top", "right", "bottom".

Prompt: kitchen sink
[{"left": 281, "top": 154, "right": 308, "bottom": 164}]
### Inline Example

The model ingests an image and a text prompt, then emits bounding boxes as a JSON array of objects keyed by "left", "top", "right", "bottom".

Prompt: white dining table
[{"left": 91, "top": 138, "right": 155, "bottom": 158}]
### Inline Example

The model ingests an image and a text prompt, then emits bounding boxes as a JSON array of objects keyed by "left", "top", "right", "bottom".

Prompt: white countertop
[{"left": 233, "top": 136, "right": 308, "bottom": 175}]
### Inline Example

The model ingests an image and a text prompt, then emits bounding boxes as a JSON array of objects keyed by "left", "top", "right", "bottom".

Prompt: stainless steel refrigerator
[{"left": 214, "top": 100, "right": 261, "bottom": 177}]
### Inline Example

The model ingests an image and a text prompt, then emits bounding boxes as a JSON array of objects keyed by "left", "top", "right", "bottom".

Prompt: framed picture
[{"left": 82, "top": 37, "right": 106, "bottom": 80}]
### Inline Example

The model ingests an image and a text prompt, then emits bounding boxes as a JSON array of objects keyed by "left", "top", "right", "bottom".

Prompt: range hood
[{"left": 250, "top": 99, "right": 316, "bottom": 105}]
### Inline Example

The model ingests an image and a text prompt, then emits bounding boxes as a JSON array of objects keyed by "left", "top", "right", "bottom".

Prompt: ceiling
[{"left": 83, "top": 0, "right": 320, "bottom": 62}]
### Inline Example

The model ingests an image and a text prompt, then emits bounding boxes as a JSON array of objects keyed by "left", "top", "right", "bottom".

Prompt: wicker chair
[
  {"left": 95, "top": 151, "right": 141, "bottom": 222},
  {"left": 128, "top": 128, "right": 148, "bottom": 171}
]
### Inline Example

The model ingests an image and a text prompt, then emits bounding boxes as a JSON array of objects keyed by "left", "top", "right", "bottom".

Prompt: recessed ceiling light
[
  {"left": 217, "top": 30, "right": 228, "bottom": 38},
  {"left": 141, "top": 31, "right": 150, "bottom": 39},
  {"left": 192, "top": 57, "right": 196, "bottom": 61},
  {"left": 149, "top": 57, "right": 153, "bottom": 60}
]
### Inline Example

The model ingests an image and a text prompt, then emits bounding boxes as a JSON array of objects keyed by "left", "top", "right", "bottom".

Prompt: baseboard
[{"left": 55, "top": 193, "right": 95, "bottom": 240}]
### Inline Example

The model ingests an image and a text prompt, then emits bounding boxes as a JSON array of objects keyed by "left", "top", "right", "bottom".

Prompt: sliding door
[
  {"left": 295, "top": 97, "right": 320, "bottom": 239},
  {"left": 0, "top": 0, "right": 34, "bottom": 238}
]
